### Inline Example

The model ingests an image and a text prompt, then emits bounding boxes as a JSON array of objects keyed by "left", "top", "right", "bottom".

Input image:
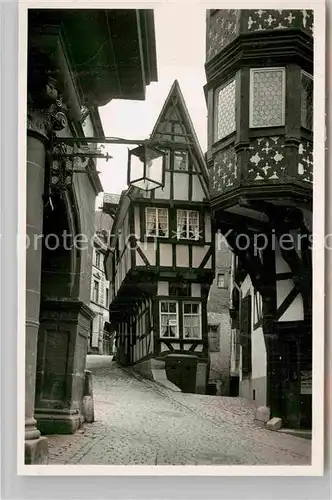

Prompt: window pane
[
  {"left": 177, "top": 210, "right": 199, "bottom": 240},
  {"left": 191, "top": 304, "right": 199, "bottom": 314},
  {"left": 169, "top": 303, "right": 176, "bottom": 313},
  {"left": 251, "top": 68, "right": 285, "bottom": 128},
  {"left": 215, "top": 79, "right": 236, "bottom": 141},
  {"left": 174, "top": 151, "right": 188, "bottom": 171},
  {"left": 301, "top": 72, "right": 313, "bottom": 130},
  {"left": 160, "top": 302, "right": 168, "bottom": 313},
  {"left": 184, "top": 303, "right": 191, "bottom": 314}
]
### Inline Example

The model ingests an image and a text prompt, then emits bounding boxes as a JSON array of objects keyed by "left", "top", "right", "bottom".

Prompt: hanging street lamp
[
  {"left": 50, "top": 136, "right": 167, "bottom": 194},
  {"left": 127, "top": 143, "right": 166, "bottom": 191}
]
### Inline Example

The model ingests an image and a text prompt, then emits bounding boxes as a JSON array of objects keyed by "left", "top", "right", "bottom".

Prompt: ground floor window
[
  {"left": 183, "top": 302, "right": 201, "bottom": 339},
  {"left": 160, "top": 301, "right": 179, "bottom": 338}
]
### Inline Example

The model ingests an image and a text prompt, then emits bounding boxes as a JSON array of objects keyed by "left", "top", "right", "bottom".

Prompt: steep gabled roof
[{"left": 150, "top": 80, "right": 209, "bottom": 188}]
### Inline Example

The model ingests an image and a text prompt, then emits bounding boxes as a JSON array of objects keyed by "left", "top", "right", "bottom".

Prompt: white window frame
[
  {"left": 249, "top": 67, "right": 286, "bottom": 129},
  {"left": 159, "top": 300, "right": 179, "bottom": 339},
  {"left": 173, "top": 151, "right": 189, "bottom": 171},
  {"left": 176, "top": 209, "right": 200, "bottom": 240},
  {"left": 183, "top": 301, "right": 202, "bottom": 340},
  {"left": 145, "top": 207, "right": 169, "bottom": 238}
]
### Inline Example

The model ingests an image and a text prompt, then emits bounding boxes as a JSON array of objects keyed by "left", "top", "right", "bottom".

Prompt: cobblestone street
[{"left": 47, "top": 355, "right": 311, "bottom": 466}]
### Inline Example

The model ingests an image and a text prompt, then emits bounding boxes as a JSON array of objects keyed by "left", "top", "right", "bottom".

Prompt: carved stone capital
[{"left": 27, "top": 76, "right": 68, "bottom": 139}]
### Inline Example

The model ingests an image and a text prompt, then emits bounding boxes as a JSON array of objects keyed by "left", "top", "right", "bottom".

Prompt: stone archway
[{"left": 34, "top": 188, "right": 95, "bottom": 436}]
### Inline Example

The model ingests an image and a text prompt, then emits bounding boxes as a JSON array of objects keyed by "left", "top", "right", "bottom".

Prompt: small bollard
[{"left": 82, "top": 370, "right": 94, "bottom": 423}]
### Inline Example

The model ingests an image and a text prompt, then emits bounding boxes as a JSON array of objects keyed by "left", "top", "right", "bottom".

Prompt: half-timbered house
[
  {"left": 205, "top": 9, "right": 313, "bottom": 428},
  {"left": 104, "top": 81, "right": 214, "bottom": 394}
]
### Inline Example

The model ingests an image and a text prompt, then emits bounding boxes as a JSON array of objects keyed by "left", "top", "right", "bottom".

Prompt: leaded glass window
[
  {"left": 176, "top": 210, "right": 200, "bottom": 240},
  {"left": 301, "top": 71, "right": 313, "bottom": 130},
  {"left": 160, "top": 301, "right": 179, "bottom": 338},
  {"left": 215, "top": 79, "right": 236, "bottom": 141},
  {"left": 250, "top": 68, "right": 285, "bottom": 128},
  {"left": 183, "top": 302, "right": 201, "bottom": 339},
  {"left": 145, "top": 207, "right": 168, "bottom": 237}
]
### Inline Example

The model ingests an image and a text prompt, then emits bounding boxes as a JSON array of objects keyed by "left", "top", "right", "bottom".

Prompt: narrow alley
[{"left": 46, "top": 356, "right": 311, "bottom": 466}]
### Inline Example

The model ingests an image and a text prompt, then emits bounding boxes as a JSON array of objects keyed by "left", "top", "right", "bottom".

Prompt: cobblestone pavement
[{"left": 47, "top": 355, "right": 311, "bottom": 466}]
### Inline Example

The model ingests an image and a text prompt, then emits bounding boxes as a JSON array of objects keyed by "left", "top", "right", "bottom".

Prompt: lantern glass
[{"left": 128, "top": 144, "right": 165, "bottom": 191}]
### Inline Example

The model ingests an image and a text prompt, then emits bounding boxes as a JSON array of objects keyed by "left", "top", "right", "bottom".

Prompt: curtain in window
[
  {"left": 157, "top": 209, "right": 168, "bottom": 237},
  {"left": 177, "top": 210, "right": 187, "bottom": 239},
  {"left": 183, "top": 303, "right": 200, "bottom": 339},
  {"left": 146, "top": 208, "right": 157, "bottom": 235},
  {"left": 188, "top": 211, "right": 199, "bottom": 240},
  {"left": 160, "top": 301, "right": 178, "bottom": 337}
]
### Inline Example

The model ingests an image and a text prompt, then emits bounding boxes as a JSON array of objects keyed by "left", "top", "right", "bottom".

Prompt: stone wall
[{"left": 207, "top": 234, "right": 233, "bottom": 394}]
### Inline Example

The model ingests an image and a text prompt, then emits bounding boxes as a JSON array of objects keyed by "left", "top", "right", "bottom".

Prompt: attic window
[{"left": 174, "top": 151, "right": 188, "bottom": 171}]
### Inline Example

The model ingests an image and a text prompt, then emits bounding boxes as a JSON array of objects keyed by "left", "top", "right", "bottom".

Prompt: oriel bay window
[
  {"left": 145, "top": 207, "right": 168, "bottom": 237},
  {"left": 177, "top": 210, "right": 200, "bottom": 240}
]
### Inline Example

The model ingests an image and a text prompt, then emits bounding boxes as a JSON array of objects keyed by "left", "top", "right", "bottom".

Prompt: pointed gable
[{"left": 150, "top": 80, "right": 209, "bottom": 190}]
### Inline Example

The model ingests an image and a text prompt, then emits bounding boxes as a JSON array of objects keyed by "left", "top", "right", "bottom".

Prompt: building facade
[
  {"left": 89, "top": 211, "right": 116, "bottom": 355},
  {"left": 25, "top": 8, "right": 157, "bottom": 464},
  {"left": 207, "top": 234, "right": 233, "bottom": 395},
  {"left": 205, "top": 9, "right": 313, "bottom": 428},
  {"left": 104, "top": 81, "right": 215, "bottom": 395}
]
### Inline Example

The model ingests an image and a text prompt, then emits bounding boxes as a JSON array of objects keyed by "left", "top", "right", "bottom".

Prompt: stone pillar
[
  {"left": 25, "top": 116, "right": 49, "bottom": 464},
  {"left": 34, "top": 298, "right": 94, "bottom": 434}
]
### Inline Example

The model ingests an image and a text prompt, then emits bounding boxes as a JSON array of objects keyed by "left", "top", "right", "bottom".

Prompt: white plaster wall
[
  {"left": 134, "top": 206, "right": 141, "bottom": 239},
  {"left": 277, "top": 279, "right": 304, "bottom": 321},
  {"left": 159, "top": 243, "right": 172, "bottom": 266},
  {"left": 192, "top": 174, "right": 205, "bottom": 201},
  {"left": 158, "top": 281, "right": 169, "bottom": 295},
  {"left": 251, "top": 326, "right": 266, "bottom": 380},
  {"left": 173, "top": 173, "right": 189, "bottom": 200},
  {"left": 204, "top": 212, "right": 212, "bottom": 242},
  {"left": 275, "top": 242, "right": 291, "bottom": 273},
  {"left": 154, "top": 172, "right": 171, "bottom": 199},
  {"left": 239, "top": 274, "right": 267, "bottom": 406},
  {"left": 137, "top": 241, "right": 156, "bottom": 265},
  {"left": 176, "top": 245, "right": 189, "bottom": 267},
  {"left": 192, "top": 245, "right": 209, "bottom": 268}
]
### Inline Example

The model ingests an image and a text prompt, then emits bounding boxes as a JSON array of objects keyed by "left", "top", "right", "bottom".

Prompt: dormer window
[
  {"left": 174, "top": 151, "right": 188, "bottom": 171},
  {"left": 145, "top": 207, "right": 169, "bottom": 237},
  {"left": 250, "top": 67, "right": 285, "bottom": 128}
]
